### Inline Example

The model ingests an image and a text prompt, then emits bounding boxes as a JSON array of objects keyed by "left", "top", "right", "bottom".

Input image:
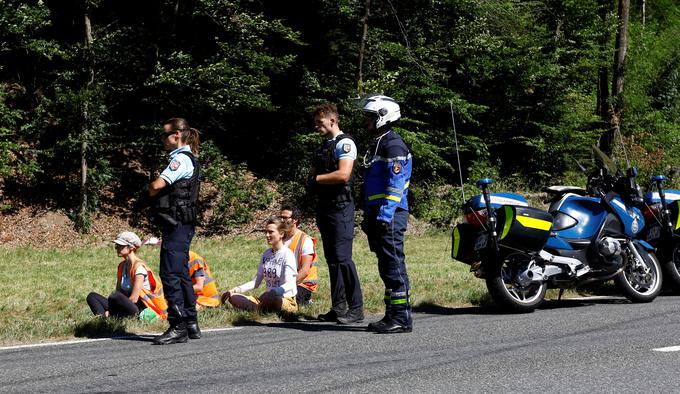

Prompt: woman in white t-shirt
[{"left": 222, "top": 218, "right": 298, "bottom": 314}]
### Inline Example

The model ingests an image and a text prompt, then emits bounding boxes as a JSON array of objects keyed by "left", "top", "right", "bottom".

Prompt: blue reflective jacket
[{"left": 363, "top": 130, "right": 412, "bottom": 222}]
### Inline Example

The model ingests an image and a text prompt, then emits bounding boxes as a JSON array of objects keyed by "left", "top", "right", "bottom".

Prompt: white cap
[{"left": 113, "top": 231, "right": 142, "bottom": 248}]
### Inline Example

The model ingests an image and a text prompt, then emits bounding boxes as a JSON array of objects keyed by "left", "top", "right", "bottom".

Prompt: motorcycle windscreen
[
  {"left": 495, "top": 205, "right": 553, "bottom": 253},
  {"left": 451, "top": 223, "right": 485, "bottom": 265},
  {"left": 670, "top": 200, "right": 680, "bottom": 233}
]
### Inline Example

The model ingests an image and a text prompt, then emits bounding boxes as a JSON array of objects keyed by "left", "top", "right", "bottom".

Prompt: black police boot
[
  {"left": 374, "top": 292, "right": 412, "bottom": 333},
  {"left": 153, "top": 320, "right": 188, "bottom": 345},
  {"left": 374, "top": 320, "right": 412, "bottom": 334},
  {"left": 186, "top": 318, "right": 201, "bottom": 339},
  {"left": 337, "top": 307, "right": 364, "bottom": 324}
]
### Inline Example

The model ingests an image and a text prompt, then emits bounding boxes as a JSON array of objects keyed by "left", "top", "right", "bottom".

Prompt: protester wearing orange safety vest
[
  {"left": 188, "top": 251, "right": 220, "bottom": 307},
  {"left": 87, "top": 231, "right": 168, "bottom": 321},
  {"left": 144, "top": 237, "right": 220, "bottom": 308},
  {"left": 280, "top": 205, "right": 318, "bottom": 305}
]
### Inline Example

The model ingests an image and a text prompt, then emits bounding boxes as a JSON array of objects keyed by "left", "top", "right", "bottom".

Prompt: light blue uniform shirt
[
  {"left": 160, "top": 146, "right": 195, "bottom": 185},
  {"left": 334, "top": 133, "right": 357, "bottom": 161}
]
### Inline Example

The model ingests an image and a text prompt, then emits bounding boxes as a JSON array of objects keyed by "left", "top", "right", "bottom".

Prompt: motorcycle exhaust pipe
[
  {"left": 575, "top": 268, "right": 624, "bottom": 288},
  {"left": 517, "top": 267, "right": 545, "bottom": 286}
]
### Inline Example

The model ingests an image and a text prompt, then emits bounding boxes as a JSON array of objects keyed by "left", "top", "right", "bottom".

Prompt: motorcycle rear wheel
[
  {"left": 485, "top": 254, "right": 546, "bottom": 313},
  {"left": 614, "top": 244, "right": 662, "bottom": 302},
  {"left": 660, "top": 242, "right": 680, "bottom": 292}
]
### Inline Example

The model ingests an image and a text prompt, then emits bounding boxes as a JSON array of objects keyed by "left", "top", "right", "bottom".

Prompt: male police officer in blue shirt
[
  {"left": 308, "top": 103, "right": 364, "bottom": 324},
  {"left": 360, "top": 95, "right": 413, "bottom": 333}
]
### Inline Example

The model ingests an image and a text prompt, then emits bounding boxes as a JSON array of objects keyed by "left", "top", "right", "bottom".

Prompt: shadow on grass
[{"left": 73, "top": 318, "right": 156, "bottom": 342}]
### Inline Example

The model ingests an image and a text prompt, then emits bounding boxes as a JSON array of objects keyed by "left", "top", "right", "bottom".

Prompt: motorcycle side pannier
[
  {"left": 495, "top": 205, "right": 553, "bottom": 253},
  {"left": 451, "top": 223, "right": 486, "bottom": 265}
]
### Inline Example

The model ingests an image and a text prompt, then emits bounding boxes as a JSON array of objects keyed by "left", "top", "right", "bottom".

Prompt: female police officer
[
  {"left": 360, "top": 95, "right": 413, "bottom": 334},
  {"left": 149, "top": 118, "right": 201, "bottom": 345}
]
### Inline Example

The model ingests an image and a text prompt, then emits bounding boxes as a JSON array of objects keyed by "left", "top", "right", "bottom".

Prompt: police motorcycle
[
  {"left": 452, "top": 165, "right": 662, "bottom": 312},
  {"left": 639, "top": 175, "right": 680, "bottom": 291}
]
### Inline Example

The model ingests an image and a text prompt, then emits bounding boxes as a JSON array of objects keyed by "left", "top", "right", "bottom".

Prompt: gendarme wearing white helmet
[{"left": 361, "top": 95, "right": 401, "bottom": 129}]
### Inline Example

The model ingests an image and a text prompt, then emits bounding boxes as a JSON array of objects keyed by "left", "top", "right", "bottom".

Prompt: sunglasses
[{"left": 159, "top": 130, "right": 177, "bottom": 139}]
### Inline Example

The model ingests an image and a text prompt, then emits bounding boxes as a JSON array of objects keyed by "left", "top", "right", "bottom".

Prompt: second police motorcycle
[{"left": 452, "top": 154, "right": 662, "bottom": 312}]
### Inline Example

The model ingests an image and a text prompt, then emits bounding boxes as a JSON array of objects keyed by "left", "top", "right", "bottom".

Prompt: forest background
[{"left": 1, "top": 0, "right": 679, "bottom": 237}]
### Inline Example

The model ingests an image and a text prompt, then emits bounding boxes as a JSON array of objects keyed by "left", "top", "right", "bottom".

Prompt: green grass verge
[{"left": 0, "top": 231, "right": 585, "bottom": 345}]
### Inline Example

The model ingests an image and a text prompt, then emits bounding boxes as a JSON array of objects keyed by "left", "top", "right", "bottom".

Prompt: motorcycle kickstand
[{"left": 558, "top": 289, "right": 565, "bottom": 300}]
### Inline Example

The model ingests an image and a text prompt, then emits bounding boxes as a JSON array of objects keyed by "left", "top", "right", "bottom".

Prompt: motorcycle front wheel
[
  {"left": 485, "top": 253, "right": 547, "bottom": 313},
  {"left": 660, "top": 241, "right": 680, "bottom": 292},
  {"left": 614, "top": 243, "right": 662, "bottom": 302}
]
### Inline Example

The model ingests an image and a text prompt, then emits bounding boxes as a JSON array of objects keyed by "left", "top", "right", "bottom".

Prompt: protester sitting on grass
[
  {"left": 280, "top": 205, "right": 318, "bottom": 306},
  {"left": 221, "top": 217, "right": 298, "bottom": 314},
  {"left": 145, "top": 237, "right": 220, "bottom": 308},
  {"left": 86, "top": 231, "right": 168, "bottom": 320}
]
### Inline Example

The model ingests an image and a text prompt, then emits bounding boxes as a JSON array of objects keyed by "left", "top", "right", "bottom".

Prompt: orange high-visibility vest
[
  {"left": 188, "top": 251, "right": 219, "bottom": 306},
  {"left": 288, "top": 230, "right": 318, "bottom": 292},
  {"left": 116, "top": 259, "right": 168, "bottom": 320}
]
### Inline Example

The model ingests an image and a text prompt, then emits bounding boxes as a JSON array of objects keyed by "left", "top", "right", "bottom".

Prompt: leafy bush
[{"left": 200, "top": 141, "right": 274, "bottom": 233}]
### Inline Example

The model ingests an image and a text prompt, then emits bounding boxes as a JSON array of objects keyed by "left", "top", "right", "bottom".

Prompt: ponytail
[{"left": 186, "top": 127, "right": 200, "bottom": 156}]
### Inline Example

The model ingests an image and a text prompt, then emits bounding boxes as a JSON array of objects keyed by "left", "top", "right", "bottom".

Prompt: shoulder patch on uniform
[
  {"left": 343, "top": 143, "right": 352, "bottom": 153},
  {"left": 169, "top": 160, "right": 181, "bottom": 171},
  {"left": 392, "top": 163, "right": 402, "bottom": 174}
]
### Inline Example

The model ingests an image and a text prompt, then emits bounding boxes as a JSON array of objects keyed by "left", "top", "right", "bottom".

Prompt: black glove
[
  {"left": 305, "top": 175, "right": 317, "bottom": 193},
  {"left": 134, "top": 188, "right": 151, "bottom": 210},
  {"left": 360, "top": 219, "right": 371, "bottom": 235},
  {"left": 378, "top": 220, "right": 391, "bottom": 232}
]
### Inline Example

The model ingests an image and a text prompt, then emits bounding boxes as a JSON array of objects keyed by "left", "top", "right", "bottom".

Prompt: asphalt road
[{"left": 2, "top": 295, "right": 680, "bottom": 393}]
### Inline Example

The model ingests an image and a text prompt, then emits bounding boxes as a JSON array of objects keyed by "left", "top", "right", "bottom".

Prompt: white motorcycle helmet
[{"left": 361, "top": 95, "right": 401, "bottom": 129}]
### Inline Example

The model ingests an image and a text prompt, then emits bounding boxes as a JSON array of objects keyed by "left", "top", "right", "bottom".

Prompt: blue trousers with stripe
[{"left": 364, "top": 208, "right": 412, "bottom": 327}]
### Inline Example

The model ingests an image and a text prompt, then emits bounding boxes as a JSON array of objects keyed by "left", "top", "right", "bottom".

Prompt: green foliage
[
  {"left": 200, "top": 141, "right": 274, "bottom": 233},
  {"left": 1, "top": 0, "right": 680, "bottom": 228}
]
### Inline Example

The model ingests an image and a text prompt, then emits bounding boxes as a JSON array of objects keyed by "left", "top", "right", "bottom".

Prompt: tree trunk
[
  {"left": 599, "top": 0, "right": 629, "bottom": 157},
  {"left": 77, "top": 10, "right": 94, "bottom": 233},
  {"left": 357, "top": 0, "right": 371, "bottom": 95},
  {"left": 642, "top": 0, "right": 646, "bottom": 27},
  {"left": 596, "top": 0, "right": 611, "bottom": 122}
]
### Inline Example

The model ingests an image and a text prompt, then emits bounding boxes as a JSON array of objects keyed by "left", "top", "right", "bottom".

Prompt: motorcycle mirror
[
  {"left": 476, "top": 178, "right": 493, "bottom": 188},
  {"left": 652, "top": 175, "right": 666, "bottom": 183},
  {"left": 573, "top": 158, "right": 587, "bottom": 174}
]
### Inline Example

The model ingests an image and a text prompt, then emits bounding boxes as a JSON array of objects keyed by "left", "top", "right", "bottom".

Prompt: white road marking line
[
  {"left": 652, "top": 345, "right": 680, "bottom": 352},
  {"left": 0, "top": 327, "right": 242, "bottom": 352}
]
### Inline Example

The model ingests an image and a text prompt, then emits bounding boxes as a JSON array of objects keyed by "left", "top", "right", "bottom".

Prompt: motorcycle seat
[{"left": 544, "top": 186, "right": 587, "bottom": 196}]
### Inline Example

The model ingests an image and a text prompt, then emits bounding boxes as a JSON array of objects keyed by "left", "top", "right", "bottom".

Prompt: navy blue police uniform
[
  {"left": 151, "top": 146, "right": 200, "bottom": 333},
  {"left": 363, "top": 129, "right": 413, "bottom": 332},
  {"left": 313, "top": 133, "right": 364, "bottom": 321}
]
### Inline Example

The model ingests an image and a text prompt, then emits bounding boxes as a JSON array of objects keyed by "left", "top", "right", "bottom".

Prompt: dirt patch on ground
[{"left": 1, "top": 205, "right": 432, "bottom": 249}]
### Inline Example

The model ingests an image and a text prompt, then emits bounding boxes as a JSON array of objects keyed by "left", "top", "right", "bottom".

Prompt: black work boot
[
  {"left": 153, "top": 320, "right": 188, "bottom": 345},
  {"left": 336, "top": 307, "right": 364, "bottom": 324},
  {"left": 186, "top": 319, "right": 201, "bottom": 339},
  {"left": 318, "top": 303, "right": 347, "bottom": 322}
]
